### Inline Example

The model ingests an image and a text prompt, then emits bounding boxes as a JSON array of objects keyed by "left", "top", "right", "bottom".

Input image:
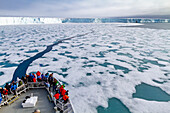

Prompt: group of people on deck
[
  {"left": 0, "top": 71, "right": 69, "bottom": 105},
  {"left": 54, "top": 84, "right": 69, "bottom": 104},
  {"left": 0, "top": 80, "right": 21, "bottom": 104},
  {"left": 24, "top": 71, "right": 53, "bottom": 83},
  {"left": 25, "top": 71, "right": 70, "bottom": 104}
]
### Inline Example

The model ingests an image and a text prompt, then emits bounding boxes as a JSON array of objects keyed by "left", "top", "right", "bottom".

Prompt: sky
[{"left": 0, "top": 0, "right": 170, "bottom": 17}]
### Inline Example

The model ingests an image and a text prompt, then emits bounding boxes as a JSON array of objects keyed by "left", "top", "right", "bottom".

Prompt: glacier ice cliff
[
  {"left": 0, "top": 17, "right": 63, "bottom": 25},
  {"left": 0, "top": 17, "right": 170, "bottom": 25}
]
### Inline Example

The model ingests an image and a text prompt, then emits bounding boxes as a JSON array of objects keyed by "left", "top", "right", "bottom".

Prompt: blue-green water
[
  {"left": 133, "top": 83, "right": 170, "bottom": 102},
  {"left": 97, "top": 98, "right": 131, "bottom": 113}
]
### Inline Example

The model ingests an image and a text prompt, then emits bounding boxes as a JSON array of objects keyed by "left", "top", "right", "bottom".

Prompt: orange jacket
[{"left": 63, "top": 95, "right": 69, "bottom": 101}]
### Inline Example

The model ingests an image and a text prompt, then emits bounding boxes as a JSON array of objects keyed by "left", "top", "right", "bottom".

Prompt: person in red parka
[
  {"left": 59, "top": 85, "right": 64, "bottom": 94},
  {"left": 36, "top": 71, "right": 41, "bottom": 76},
  {"left": 33, "top": 77, "right": 36, "bottom": 82},
  {"left": 54, "top": 91, "right": 60, "bottom": 103},
  {"left": 3, "top": 88, "right": 8, "bottom": 100},
  {"left": 61, "top": 89, "right": 66, "bottom": 96}
]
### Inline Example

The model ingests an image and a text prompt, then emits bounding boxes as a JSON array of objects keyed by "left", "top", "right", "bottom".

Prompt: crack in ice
[{"left": 12, "top": 30, "right": 94, "bottom": 81}]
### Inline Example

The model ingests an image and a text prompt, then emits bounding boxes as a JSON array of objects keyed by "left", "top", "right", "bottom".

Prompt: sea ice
[{"left": 0, "top": 23, "right": 170, "bottom": 113}]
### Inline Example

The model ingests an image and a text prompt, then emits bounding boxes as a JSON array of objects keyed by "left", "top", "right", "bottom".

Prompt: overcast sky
[{"left": 0, "top": 0, "right": 170, "bottom": 17}]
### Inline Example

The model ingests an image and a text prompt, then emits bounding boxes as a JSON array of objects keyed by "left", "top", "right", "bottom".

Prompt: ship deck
[{"left": 0, "top": 88, "right": 55, "bottom": 113}]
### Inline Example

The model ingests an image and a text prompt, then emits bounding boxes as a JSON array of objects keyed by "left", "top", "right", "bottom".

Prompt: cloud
[{"left": 0, "top": 0, "right": 170, "bottom": 17}]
